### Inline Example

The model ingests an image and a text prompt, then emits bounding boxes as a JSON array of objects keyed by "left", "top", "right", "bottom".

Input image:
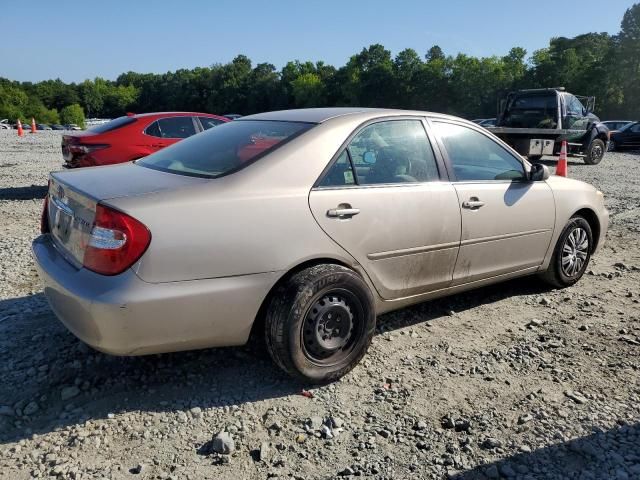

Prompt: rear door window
[
  {"left": 144, "top": 120, "right": 161, "bottom": 137},
  {"left": 351, "top": 120, "right": 439, "bottom": 185},
  {"left": 318, "top": 120, "right": 440, "bottom": 187},
  {"left": 149, "top": 116, "right": 198, "bottom": 139}
]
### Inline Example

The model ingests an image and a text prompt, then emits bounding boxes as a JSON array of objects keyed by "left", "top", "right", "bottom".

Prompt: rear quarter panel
[{"left": 106, "top": 118, "right": 371, "bottom": 284}]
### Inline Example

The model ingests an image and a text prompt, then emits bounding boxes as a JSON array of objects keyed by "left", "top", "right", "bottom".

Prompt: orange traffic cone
[
  {"left": 31, "top": 118, "right": 37, "bottom": 133},
  {"left": 17, "top": 119, "right": 23, "bottom": 137},
  {"left": 556, "top": 140, "right": 568, "bottom": 177}
]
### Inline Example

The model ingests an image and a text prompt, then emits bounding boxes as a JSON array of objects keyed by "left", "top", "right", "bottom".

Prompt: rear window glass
[
  {"left": 137, "top": 120, "right": 313, "bottom": 178},
  {"left": 510, "top": 95, "right": 556, "bottom": 110},
  {"left": 88, "top": 116, "right": 137, "bottom": 133}
]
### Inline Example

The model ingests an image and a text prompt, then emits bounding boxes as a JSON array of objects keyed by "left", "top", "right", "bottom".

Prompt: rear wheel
[
  {"left": 540, "top": 216, "right": 593, "bottom": 288},
  {"left": 264, "top": 264, "right": 376, "bottom": 383},
  {"left": 585, "top": 138, "right": 605, "bottom": 165}
]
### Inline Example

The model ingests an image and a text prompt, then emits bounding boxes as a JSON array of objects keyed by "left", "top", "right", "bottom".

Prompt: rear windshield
[
  {"left": 137, "top": 120, "right": 313, "bottom": 178},
  {"left": 509, "top": 95, "right": 557, "bottom": 110},
  {"left": 88, "top": 116, "right": 137, "bottom": 133}
]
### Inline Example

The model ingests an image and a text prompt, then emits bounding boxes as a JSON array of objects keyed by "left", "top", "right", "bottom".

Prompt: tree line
[{"left": 1, "top": 4, "right": 639, "bottom": 126}]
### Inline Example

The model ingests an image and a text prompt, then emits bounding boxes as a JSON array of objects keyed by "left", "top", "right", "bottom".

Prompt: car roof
[
  {"left": 133, "top": 112, "right": 225, "bottom": 119},
  {"left": 240, "top": 107, "right": 461, "bottom": 124}
]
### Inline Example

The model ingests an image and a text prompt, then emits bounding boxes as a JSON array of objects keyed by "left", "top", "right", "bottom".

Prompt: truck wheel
[
  {"left": 539, "top": 216, "right": 592, "bottom": 288},
  {"left": 585, "top": 139, "right": 605, "bottom": 165},
  {"left": 264, "top": 264, "right": 376, "bottom": 383}
]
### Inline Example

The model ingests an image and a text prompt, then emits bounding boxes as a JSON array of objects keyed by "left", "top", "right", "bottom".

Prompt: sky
[{"left": 0, "top": 0, "right": 635, "bottom": 83}]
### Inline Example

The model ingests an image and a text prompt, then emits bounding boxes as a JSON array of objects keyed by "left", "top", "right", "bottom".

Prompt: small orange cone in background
[
  {"left": 555, "top": 140, "right": 568, "bottom": 177},
  {"left": 31, "top": 118, "right": 37, "bottom": 133},
  {"left": 17, "top": 119, "right": 24, "bottom": 137}
]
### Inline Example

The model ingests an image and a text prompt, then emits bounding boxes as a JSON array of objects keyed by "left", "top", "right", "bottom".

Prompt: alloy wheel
[{"left": 561, "top": 227, "right": 589, "bottom": 277}]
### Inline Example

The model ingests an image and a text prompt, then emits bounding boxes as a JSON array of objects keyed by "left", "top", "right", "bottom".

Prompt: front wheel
[
  {"left": 607, "top": 140, "right": 616, "bottom": 152},
  {"left": 264, "top": 264, "right": 376, "bottom": 383},
  {"left": 540, "top": 216, "right": 593, "bottom": 288},
  {"left": 585, "top": 138, "right": 605, "bottom": 165}
]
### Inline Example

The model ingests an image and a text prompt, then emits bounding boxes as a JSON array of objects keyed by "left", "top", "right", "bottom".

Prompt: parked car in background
[
  {"left": 61, "top": 111, "right": 229, "bottom": 168},
  {"left": 609, "top": 121, "right": 640, "bottom": 151},
  {"left": 602, "top": 120, "right": 633, "bottom": 135},
  {"left": 64, "top": 124, "right": 82, "bottom": 131},
  {"left": 50, "top": 124, "right": 65, "bottom": 130},
  {"left": 224, "top": 113, "right": 243, "bottom": 120},
  {"left": 34, "top": 108, "right": 609, "bottom": 382},
  {"left": 0, "top": 120, "right": 11, "bottom": 130},
  {"left": 37, "top": 124, "right": 52, "bottom": 130}
]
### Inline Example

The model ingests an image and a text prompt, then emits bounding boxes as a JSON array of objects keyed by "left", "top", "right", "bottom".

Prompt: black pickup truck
[{"left": 487, "top": 87, "right": 610, "bottom": 165}]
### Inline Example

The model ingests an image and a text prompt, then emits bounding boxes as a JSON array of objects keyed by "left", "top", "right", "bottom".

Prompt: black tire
[
  {"left": 585, "top": 138, "right": 605, "bottom": 165},
  {"left": 540, "top": 216, "right": 593, "bottom": 288},
  {"left": 607, "top": 140, "right": 616, "bottom": 152},
  {"left": 264, "top": 264, "right": 376, "bottom": 383}
]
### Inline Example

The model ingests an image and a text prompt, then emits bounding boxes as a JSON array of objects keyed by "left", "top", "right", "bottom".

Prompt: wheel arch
[
  {"left": 248, "top": 257, "right": 366, "bottom": 344},
  {"left": 572, "top": 207, "right": 601, "bottom": 252}
]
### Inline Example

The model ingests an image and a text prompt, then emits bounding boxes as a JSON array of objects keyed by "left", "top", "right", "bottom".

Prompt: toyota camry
[{"left": 33, "top": 108, "right": 609, "bottom": 382}]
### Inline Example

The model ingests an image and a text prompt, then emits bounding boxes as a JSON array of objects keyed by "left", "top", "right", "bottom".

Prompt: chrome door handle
[
  {"left": 462, "top": 199, "right": 485, "bottom": 209},
  {"left": 327, "top": 207, "right": 360, "bottom": 218}
]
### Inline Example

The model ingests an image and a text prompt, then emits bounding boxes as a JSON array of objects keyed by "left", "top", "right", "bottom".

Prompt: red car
[{"left": 61, "top": 112, "right": 229, "bottom": 168}]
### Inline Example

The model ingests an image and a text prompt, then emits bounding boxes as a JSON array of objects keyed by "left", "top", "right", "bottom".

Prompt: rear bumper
[{"left": 32, "top": 234, "right": 280, "bottom": 355}]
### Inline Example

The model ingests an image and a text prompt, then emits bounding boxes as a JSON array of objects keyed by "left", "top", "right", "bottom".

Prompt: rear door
[
  {"left": 309, "top": 118, "right": 461, "bottom": 300},
  {"left": 432, "top": 120, "right": 555, "bottom": 285}
]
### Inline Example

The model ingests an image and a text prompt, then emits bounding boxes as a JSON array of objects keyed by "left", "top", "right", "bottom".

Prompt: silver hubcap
[
  {"left": 561, "top": 227, "right": 589, "bottom": 277},
  {"left": 592, "top": 144, "right": 603, "bottom": 159}
]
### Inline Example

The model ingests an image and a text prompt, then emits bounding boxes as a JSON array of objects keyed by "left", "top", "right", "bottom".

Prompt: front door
[
  {"left": 432, "top": 120, "right": 555, "bottom": 285},
  {"left": 309, "top": 119, "right": 461, "bottom": 300}
]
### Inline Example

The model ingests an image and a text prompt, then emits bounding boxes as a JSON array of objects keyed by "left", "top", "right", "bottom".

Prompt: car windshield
[
  {"left": 137, "top": 120, "right": 313, "bottom": 178},
  {"left": 618, "top": 122, "right": 636, "bottom": 132}
]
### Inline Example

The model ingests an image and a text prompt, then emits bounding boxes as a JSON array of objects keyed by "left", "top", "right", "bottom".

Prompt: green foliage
[
  {"left": 1, "top": 4, "right": 640, "bottom": 121},
  {"left": 59, "top": 104, "right": 85, "bottom": 128}
]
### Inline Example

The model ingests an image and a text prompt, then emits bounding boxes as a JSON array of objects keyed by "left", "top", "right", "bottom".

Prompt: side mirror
[
  {"left": 529, "top": 163, "right": 550, "bottom": 181},
  {"left": 362, "top": 151, "right": 377, "bottom": 164}
]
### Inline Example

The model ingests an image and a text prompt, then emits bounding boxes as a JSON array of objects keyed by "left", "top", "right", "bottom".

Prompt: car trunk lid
[{"left": 47, "top": 163, "right": 208, "bottom": 267}]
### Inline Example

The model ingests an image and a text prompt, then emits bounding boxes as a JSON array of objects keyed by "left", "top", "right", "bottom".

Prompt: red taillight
[
  {"left": 83, "top": 204, "right": 151, "bottom": 276},
  {"left": 40, "top": 192, "right": 50, "bottom": 234},
  {"left": 68, "top": 144, "right": 109, "bottom": 155}
]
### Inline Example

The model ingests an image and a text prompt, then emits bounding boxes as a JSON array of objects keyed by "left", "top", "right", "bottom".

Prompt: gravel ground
[{"left": 0, "top": 130, "right": 639, "bottom": 480}]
